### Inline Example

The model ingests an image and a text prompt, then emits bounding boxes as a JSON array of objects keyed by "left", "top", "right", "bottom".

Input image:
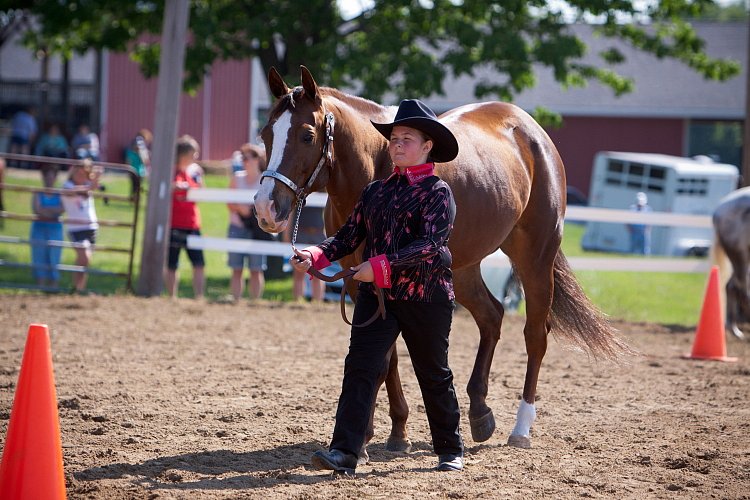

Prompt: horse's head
[{"left": 254, "top": 66, "right": 332, "bottom": 234}]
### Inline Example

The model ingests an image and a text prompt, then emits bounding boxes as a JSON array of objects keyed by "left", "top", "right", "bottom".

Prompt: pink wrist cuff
[
  {"left": 304, "top": 246, "right": 331, "bottom": 270},
  {"left": 369, "top": 254, "right": 392, "bottom": 288}
]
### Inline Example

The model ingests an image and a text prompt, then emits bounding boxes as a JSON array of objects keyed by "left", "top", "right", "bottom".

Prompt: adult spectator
[
  {"left": 285, "top": 203, "right": 327, "bottom": 302},
  {"left": 165, "top": 135, "right": 205, "bottom": 299},
  {"left": 226, "top": 143, "right": 272, "bottom": 301},
  {"left": 627, "top": 191, "right": 652, "bottom": 255},
  {"left": 124, "top": 129, "right": 152, "bottom": 179},
  {"left": 0, "top": 157, "right": 5, "bottom": 215},
  {"left": 34, "top": 123, "right": 70, "bottom": 187},
  {"left": 71, "top": 123, "right": 100, "bottom": 161},
  {"left": 30, "top": 168, "right": 64, "bottom": 288},
  {"left": 9, "top": 106, "right": 37, "bottom": 163}
]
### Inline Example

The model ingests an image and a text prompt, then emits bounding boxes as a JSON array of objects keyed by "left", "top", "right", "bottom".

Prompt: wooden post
[
  {"left": 743, "top": 15, "right": 750, "bottom": 188},
  {"left": 137, "top": 0, "right": 190, "bottom": 296}
]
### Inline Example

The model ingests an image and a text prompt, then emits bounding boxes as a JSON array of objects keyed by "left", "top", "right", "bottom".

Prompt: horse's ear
[
  {"left": 268, "top": 67, "right": 290, "bottom": 99},
  {"left": 300, "top": 65, "right": 319, "bottom": 101}
]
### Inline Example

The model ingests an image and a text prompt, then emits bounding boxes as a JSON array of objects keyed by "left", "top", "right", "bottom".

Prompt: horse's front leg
[
  {"left": 383, "top": 343, "right": 411, "bottom": 452},
  {"left": 453, "top": 265, "right": 505, "bottom": 443}
]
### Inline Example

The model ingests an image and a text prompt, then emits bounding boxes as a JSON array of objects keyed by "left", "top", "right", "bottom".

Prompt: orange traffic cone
[
  {"left": 0, "top": 324, "right": 66, "bottom": 499},
  {"left": 683, "top": 266, "right": 738, "bottom": 362}
]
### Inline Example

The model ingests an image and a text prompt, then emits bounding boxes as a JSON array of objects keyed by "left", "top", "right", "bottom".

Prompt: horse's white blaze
[{"left": 255, "top": 111, "right": 292, "bottom": 229}]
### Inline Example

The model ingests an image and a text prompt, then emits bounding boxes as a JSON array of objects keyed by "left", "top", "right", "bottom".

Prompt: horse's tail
[{"left": 549, "top": 249, "right": 635, "bottom": 360}]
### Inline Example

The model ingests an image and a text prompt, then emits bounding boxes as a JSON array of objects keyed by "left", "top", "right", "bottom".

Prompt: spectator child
[
  {"left": 61, "top": 160, "right": 101, "bottom": 293},
  {"left": 165, "top": 135, "right": 205, "bottom": 299},
  {"left": 30, "top": 168, "right": 64, "bottom": 288}
]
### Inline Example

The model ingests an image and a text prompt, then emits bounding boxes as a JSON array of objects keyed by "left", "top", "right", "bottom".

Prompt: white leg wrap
[{"left": 510, "top": 400, "right": 536, "bottom": 438}]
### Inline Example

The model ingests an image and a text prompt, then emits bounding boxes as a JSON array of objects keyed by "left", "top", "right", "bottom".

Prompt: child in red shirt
[{"left": 166, "top": 135, "right": 205, "bottom": 299}]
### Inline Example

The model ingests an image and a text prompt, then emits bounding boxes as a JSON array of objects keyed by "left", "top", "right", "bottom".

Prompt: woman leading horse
[{"left": 254, "top": 66, "right": 629, "bottom": 459}]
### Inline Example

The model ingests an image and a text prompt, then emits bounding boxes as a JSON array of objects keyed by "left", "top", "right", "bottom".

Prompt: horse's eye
[{"left": 303, "top": 134, "right": 314, "bottom": 144}]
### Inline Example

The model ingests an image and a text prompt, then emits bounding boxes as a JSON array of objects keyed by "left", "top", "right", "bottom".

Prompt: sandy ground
[{"left": 1, "top": 294, "right": 749, "bottom": 499}]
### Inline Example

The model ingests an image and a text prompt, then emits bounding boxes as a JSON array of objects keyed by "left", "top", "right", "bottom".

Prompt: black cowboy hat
[{"left": 371, "top": 99, "right": 459, "bottom": 163}]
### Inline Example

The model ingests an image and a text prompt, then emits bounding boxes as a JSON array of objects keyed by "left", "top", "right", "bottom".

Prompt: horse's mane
[
  {"left": 320, "top": 88, "right": 386, "bottom": 116},
  {"left": 268, "top": 85, "right": 387, "bottom": 120}
]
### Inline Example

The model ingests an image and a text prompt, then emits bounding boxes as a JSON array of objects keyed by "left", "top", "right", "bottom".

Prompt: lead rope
[
  {"left": 289, "top": 192, "right": 385, "bottom": 328},
  {"left": 290, "top": 191, "right": 305, "bottom": 255}
]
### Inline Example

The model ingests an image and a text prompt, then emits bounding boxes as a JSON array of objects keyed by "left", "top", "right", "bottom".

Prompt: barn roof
[{"left": 429, "top": 22, "right": 746, "bottom": 120}]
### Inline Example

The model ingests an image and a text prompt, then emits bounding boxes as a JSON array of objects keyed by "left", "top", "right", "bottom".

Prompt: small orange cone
[
  {"left": 683, "top": 266, "right": 738, "bottom": 362},
  {"left": 0, "top": 324, "right": 66, "bottom": 499}
]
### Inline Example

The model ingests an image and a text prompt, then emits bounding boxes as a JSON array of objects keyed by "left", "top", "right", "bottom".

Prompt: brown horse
[
  {"left": 254, "top": 66, "right": 628, "bottom": 456},
  {"left": 712, "top": 186, "right": 750, "bottom": 340}
]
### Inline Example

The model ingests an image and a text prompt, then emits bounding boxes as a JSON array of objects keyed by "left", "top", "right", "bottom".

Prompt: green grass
[
  {"left": 561, "top": 223, "right": 705, "bottom": 325},
  {"left": 1, "top": 170, "right": 707, "bottom": 325},
  {"left": 0, "top": 169, "right": 294, "bottom": 300}
]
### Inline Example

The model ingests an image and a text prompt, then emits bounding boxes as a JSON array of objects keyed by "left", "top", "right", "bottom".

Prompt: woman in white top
[
  {"left": 226, "top": 144, "right": 271, "bottom": 300},
  {"left": 61, "top": 160, "right": 101, "bottom": 292}
]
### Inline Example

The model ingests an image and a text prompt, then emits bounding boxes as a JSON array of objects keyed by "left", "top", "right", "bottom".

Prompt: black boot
[
  {"left": 311, "top": 449, "right": 357, "bottom": 476},
  {"left": 436, "top": 453, "right": 464, "bottom": 472}
]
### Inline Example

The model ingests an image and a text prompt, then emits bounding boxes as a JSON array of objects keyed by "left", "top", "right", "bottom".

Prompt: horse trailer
[{"left": 581, "top": 152, "right": 739, "bottom": 256}]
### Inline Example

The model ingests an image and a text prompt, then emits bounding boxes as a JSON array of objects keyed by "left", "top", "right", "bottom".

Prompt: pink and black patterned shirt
[{"left": 306, "top": 163, "right": 455, "bottom": 302}]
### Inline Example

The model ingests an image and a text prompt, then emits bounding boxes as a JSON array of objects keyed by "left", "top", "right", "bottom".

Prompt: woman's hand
[
  {"left": 290, "top": 248, "right": 313, "bottom": 272},
  {"left": 351, "top": 261, "right": 374, "bottom": 282}
]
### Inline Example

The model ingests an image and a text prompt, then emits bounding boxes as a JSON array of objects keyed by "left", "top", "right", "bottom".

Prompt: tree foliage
[{"left": 6, "top": 0, "right": 742, "bottom": 103}]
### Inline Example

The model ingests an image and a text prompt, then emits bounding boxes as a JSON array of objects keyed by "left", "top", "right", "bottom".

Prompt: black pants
[{"left": 329, "top": 292, "right": 463, "bottom": 457}]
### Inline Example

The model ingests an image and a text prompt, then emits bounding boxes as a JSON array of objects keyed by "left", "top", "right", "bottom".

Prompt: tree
[
  {"left": 690, "top": 0, "right": 748, "bottom": 21},
  {"left": 9, "top": 0, "right": 741, "bottom": 104}
]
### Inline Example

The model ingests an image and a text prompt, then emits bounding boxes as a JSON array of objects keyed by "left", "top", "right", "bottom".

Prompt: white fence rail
[{"left": 186, "top": 188, "right": 713, "bottom": 274}]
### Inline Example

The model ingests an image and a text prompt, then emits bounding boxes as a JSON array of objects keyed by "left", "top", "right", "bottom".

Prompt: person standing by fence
[
  {"left": 124, "top": 129, "right": 152, "bottom": 179},
  {"left": 165, "top": 135, "right": 205, "bottom": 299},
  {"left": 30, "top": 168, "right": 64, "bottom": 288},
  {"left": 9, "top": 106, "right": 37, "bottom": 164},
  {"left": 627, "top": 191, "right": 652, "bottom": 255},
  {"left": 286, "top": 203, "right": 327, "bottom": 302},
  {"left": 226, "top": 143, "right": 270, "bottom": 301},
  {"left": 61, "top": 160, "right": 101, "bottom": 293},
  {"left": 34, "top": 123, "right": 69, "bottom": 187},
  {"left": 71, "top": 123, "right": 101, "bottom": 161},
  {"left": 0, "top": 157, "right": 5, "bottom": 216}
]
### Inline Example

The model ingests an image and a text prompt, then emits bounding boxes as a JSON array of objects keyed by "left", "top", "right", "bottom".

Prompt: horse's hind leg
[
  {"left": 727, "top": 256, "right": 749, "bottom": 340},
  {"left": 503, "top": 230, "right": 559, "bottom": 448},
  {"left": 453, "top": 264, "right": 505, "bottom": 443},
  {"left": 720, "top": 236, "right": 749, "bottom": 339}
]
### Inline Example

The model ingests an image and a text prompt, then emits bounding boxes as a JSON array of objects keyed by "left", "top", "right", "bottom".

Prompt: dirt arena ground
[{"left": 1, "top": 294, "right": 749, "bottom": 499}]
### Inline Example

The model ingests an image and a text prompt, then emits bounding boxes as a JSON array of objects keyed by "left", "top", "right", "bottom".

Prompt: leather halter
[
  {"left": 265, "top": 106, "right": 386, "bottom": 327},
  {"left": 260, "top": 110, "right": 335, "bottom": 202}
]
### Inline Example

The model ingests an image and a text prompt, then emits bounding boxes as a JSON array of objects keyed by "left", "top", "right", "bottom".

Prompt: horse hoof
[
  {"left": 507, "top": 434, "right": 532, "bottom": 449},
  {"left": 731, "top": 324, "right": 745, "bottom": 340},
  {"left": 469, "top": 409, "right": 496, "bottom": 442},
  {"left": 357, "top": 447, "right": 369, "bottom": 466},
  {"left": 386, "top": 436, "right": 412, "bottom": 453}
]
